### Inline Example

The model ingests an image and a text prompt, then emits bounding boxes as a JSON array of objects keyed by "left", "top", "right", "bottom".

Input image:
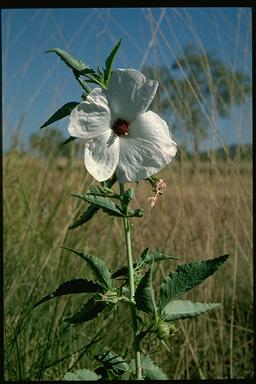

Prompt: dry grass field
[{"left": 3, "top": 147, "right": 252, "bottom": 380}]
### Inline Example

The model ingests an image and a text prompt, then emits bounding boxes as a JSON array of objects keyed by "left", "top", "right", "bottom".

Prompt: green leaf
[
  {"left": 72, "top": 70, "right": 91, "bottom": 93},
  {"left": 136, "top": 247, "right": 150, "bottom": 265},
  {"left": 40, "top": 101, "right": 79, "bottom": 129},
  {"left": 72, "top": 193, "right": 124, "bottom": 217},
  {"left": 135, "top": 267, "right": 157, "bottom": 316},
  {"left": 69, "top": 204, "right": 100, "bottom": 229},
  {"left": 89, "top": 185, "right": 104, "bottom": 194},
  {"left": 159, "top": 254, "right": 229, "bottom": 310},
  {"left": 65, "top": 295, "right": 107, "bottom": 323},
  {"left": 96, "top": 351, "right": 129, "bottom": 375},
  {"left": 102, "top": 174, "right": 117, "bottom": 189},
  {"left": 104, "top": 39, "right": 121, "bottom": 85},
  {"left": 121, "top": 188, "right": 134, "bottom": 205},
  {"left": 33, "top": 279, "right": 103, "bottom": 309},
  {"left": 111, "top": 265, "right": 130, "bottom": 279},
  {"left": 69, "top": 178, "right": 118, "bottom": 230},
  {"left": 142, "top": 355, "right": 168, "bottom": 380},
  {"left": 130, "top": 355, "right": 167, "bottom": 380},
  {"left": 62, "top": 136, "right": 76, "bottom": 145},
  {"left": 111, "top": 249, "right": 177, "bottom": 279},
  {"left": 64, "top": 368, "right": 101, "bottom": 380},
  {"left": 137, "top": 249, "right": 178, "bottom": 267},
  {"left": 162, "top": 300, "right": 221, "bottom": 321},
  {"left": 62, "top": 247, "right": 112, "bottom": 291},
  {"left": 47, "top": 48, "right": 89, "bottom": 73},
  {"left": 128, "top": 208, "right": 144, "bottom": 218}
]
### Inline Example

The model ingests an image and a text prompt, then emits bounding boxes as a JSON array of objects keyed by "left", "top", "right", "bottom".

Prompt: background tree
[{"left": 143, "top": 44, "right": 251, "bottom": 156}]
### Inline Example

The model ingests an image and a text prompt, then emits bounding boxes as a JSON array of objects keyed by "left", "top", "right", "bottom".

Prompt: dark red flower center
[{"left": 112, "top": 119, "right": 129, "bottom": 136}]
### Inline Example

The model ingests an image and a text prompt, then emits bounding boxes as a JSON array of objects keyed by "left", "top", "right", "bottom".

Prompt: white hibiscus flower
[{"left": 68, "top": 69, "right": 177, "bottom": 183}]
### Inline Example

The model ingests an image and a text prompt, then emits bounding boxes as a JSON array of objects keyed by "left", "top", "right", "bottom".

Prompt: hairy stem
[{"left": 120, "top": 184, "right": 142, "bottom": 380}]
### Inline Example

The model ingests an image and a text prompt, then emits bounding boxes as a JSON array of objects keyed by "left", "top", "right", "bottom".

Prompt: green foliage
[
  {"left": 104, "top": 39, "right": 122, "bottom": 86},
  {"left": 155, "top": 318, "right": 177, "bottom": 347},
  {"left": 162, "top": 300, "right": 221, "bottom": 321},
  {"left": 69, "top": 179, "right": 118, "bottom": 230},
  {"left": 95, "top": 350, "right": 129, "bottom": 379},
  {"left": 159, "top": 254, "right": 229, "bottom": 310},
  {"left": 89, "top": 185, "right": 104, "bottom": 194},
  {"left": 69, "top": 204, "right": 100, "bottom": 229},
  {"left": 33, "top": 279, "right": 103, "bottom": 309},
  {"left": 137, "top": 247, "right": 150, "bottom": 264},
  {"left": 71, "top": 193, "right": 124, "bottom": 217},
  {"left": 64, "top": 368, "right": 101, "bottom": 380},
  {"left": 111, "top": 248, "right": 177, "bottom": 279},
  {"left": 137, "top": 249, "right": 178, "bottom": 266},
  {"left": 130, "top": 355, "right": 168, "bottom": 380},
  {"left": 65, "top": 295, "right": 108, "bottom": 323},
  {"left": 121, "top": 187, "right": 134, "bottom": 205},
  {"left": 72, "top": 71, "right": 91, "bottom": 93},
  {"left": 135, "top": 267, "right": 157, "bottom": 317},
  {"left": 128, "top": 208, "right": 144, "bottom": 218},
  {"left": 141, "top": 355, "right": 168, "bottom": 380},
  {"left": 40, "top": 101, "right": 79, "bottom": 129},
  {"left": 47, "top": 48, "right": 90, "bottom": 73},
  {"left": 47, "top": 41, "right": 122, "bottom": 90},
  {"left": 62, "top": 247, "right": 112, "bottom": 291}
]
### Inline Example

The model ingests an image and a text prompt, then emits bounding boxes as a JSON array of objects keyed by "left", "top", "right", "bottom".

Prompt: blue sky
[{"left": 2, "top": 7, "right": 252, "bottom": 152}]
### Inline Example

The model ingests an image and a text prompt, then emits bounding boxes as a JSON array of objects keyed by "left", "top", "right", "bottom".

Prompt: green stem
[{"left": 120, "top": 184, "right": 142, "bottom": 380}]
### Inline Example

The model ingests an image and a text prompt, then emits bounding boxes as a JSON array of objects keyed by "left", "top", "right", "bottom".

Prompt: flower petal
[
  {"left": 116, "top": 111, "right": 177, "bottom": 183},
  {"left": 68, "top": 87, "right": 111, "bottom": 140},
  {"left": 84, "top": 130, "right": 120, "bottom": 182},
  {"left": 106, "top": 69, "right": 158, "bottom": 123}
]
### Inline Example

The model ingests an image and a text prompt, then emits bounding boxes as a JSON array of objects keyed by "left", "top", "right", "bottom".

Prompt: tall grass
[
  {"left": 4, "top": 149, "right": 252, "bottom": 380},
  {"left": 3, "top": 7, "right": 252, "bottom": 380}
]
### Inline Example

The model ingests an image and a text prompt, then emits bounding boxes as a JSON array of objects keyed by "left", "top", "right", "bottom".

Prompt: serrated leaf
[
  {"left": 65, "top": 295, "right": 107, "bottom": 323},
  {"left": 72, "top": 193, "right": 124, "bottom": 217},
  {"left": 96, "top": 351, "right": 129, "bottom": 375},
  {"left": 159, "top": 254, "right": 229, "bottom": 310},
  {"left": 69, "top": 178, "right": 117, "bottom": 230},
  {"left": 40, "top": 102, "right": 79, "bottom": 129},
  {"left": 162, "top": 300, "right": 221, "bottom": 321},
  {"left": 33, "top": 279, "right": 103, "bottom": 309},
  {"left": 62, "top": 247, "right": 112, "bottom": 291},
  {"left": 47, "top": 48, "right": 89, "bottom": 73},
  {"left": 135, "top": 267, "right": 157, "bottom": 316},
  {"left": 142, "top": 355, "right": 168, "bottom": 380},
  {"left": 130, "top": 355, "right": 167, "bottom": 380},
  {"left": 64, "top": 368, "right": 101, "bottom": 380},
  {"left": 89, "top": 185, "right": 103, "bottom": 194},
  {"left": 69, "top": 204, "right": 100, "bottom": 229},
  {"left": 104, "top": 39, "right": 121, "bottom": 85}
]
